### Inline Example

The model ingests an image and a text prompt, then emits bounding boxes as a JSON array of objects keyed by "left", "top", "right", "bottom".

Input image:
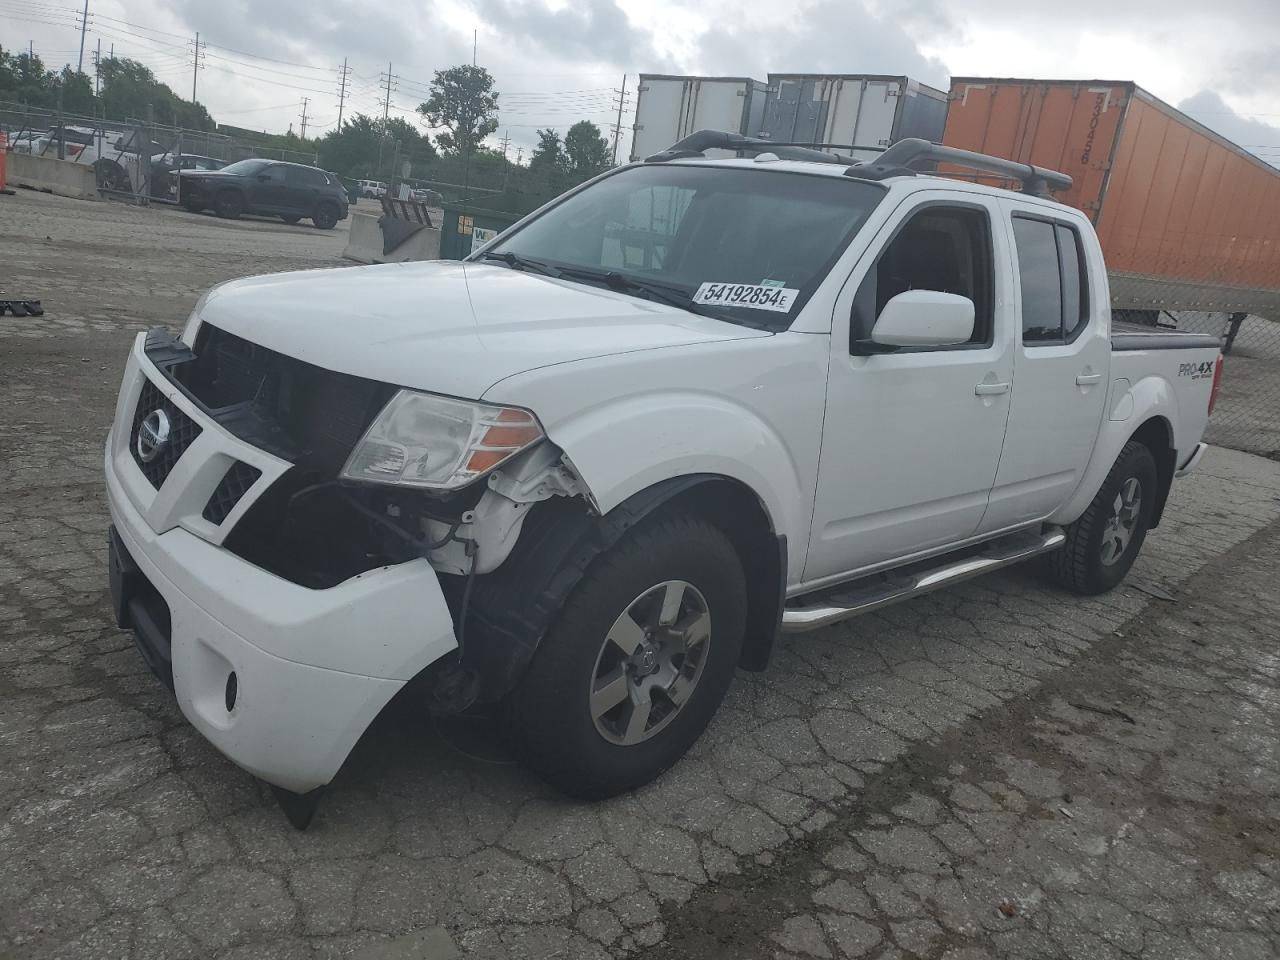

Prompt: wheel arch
[
  {"left": 1128, "top": 416, "right": 1176, "bottom": 528},
  {"left": 441, "top": 473, "right": 786, "bottom": 710},
  {"left": 1050, "top": 374, "right": 1180, "bottom": 529}
]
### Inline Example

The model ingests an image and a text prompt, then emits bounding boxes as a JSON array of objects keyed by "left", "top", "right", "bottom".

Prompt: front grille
[
  {"left": 148, "top": 325, "right": 395, "bottom": 475},
  {"left": 130, "top": 380, "right": 203, "bottom": 488},
  {"left": 203, "top": 460, "right": 262, "bottom": 524}
]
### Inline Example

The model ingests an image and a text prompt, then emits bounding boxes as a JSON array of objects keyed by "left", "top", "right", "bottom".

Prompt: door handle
[
  {"left": 975, "top": 381, "right": 1011, "bottom": 396},
  {"left": 1076, "top": 373, "right": 1103, "bottom": 385}
]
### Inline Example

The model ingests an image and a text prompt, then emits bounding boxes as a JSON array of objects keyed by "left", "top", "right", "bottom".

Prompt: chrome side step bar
[{"left": 781, "top": 527, "right": 1066, "bottom": 633}]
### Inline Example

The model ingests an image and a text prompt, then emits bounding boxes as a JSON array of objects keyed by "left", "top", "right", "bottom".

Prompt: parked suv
[
  {"left": 357, "top": 179, "right": 387, "bottom": 199},
  {"left": 177, "top": 158, "right": 350, "bottom": 229}
]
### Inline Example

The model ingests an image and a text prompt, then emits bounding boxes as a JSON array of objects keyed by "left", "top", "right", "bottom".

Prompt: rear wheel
[
  {"left": 504, "top": 514, "right": 746, "bottom": 799},
  {"left": 1044, "top": 440, "right": 1158, "bottom": 594},
  {"left": 214, "top": 190, "right": 243, "bottom": 219},
  {"left": 312, "top": 203, "right": 339, "bottom": 230}
]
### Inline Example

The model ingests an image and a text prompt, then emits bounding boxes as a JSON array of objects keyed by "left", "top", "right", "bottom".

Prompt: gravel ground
[{"left": 1, "top": 190, "right": 1278, "bottom": 960}]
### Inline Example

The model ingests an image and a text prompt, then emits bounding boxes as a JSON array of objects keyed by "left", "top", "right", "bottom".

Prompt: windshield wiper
[
  {"left": 478, "top": 250, "right": 561, "bottom": 278},
  {"left": 553, "top": 266, "right": 751, "bottom": 323}
]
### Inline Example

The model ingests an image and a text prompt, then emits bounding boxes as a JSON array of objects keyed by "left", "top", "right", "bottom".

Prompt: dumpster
[{"left": 439, "top": 204, "right": 523, "bottom": 260}]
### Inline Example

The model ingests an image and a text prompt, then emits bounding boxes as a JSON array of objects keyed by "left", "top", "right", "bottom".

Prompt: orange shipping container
[{"left": 942, "top": 78, "right": 1280, "bottom": 321}]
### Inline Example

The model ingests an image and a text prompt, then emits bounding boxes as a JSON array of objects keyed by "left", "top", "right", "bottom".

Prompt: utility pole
[
  {"left": 472, "top": 29, "right": 477, "bottom": 66},
  {"left": 188, "top": 32, "right": 205, "bottom": 105},
  {"left": 76, "top": 0, "right": 89, "bottom": 74},
  {"left": 381, "top": 62, "right": 394, "bottom": 124},
  {"left": 377, "top": 63, "right": 396, "bottom": 176},
  {"left": 299, "top": 97, "right": 310, "bottom": 141},
  {"left": 335, "top": 57, "right": 350, "bottom": 130},
  {"left": 500, "top": 129, "right": 510, "bottom": 189},
  {"left": 611, "top": 74, "right": 629, "bottom": 165}
]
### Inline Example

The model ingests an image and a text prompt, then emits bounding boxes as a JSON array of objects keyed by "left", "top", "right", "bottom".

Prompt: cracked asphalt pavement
[{"left": 2, "top": 190, "right": 1278, "bottom": 959}]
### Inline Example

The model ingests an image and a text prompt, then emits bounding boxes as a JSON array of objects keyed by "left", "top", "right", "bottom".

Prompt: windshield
[
  {"left": 482, "top": 164, "right": 884, "bottom": 330},
  {"left": 219, "top": 159, "right": 272, "bottom": 176}
]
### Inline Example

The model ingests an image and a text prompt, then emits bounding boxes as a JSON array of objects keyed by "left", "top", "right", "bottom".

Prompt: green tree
[
  {"left": 56, "top": 66, "right": 95, "bottom": 115},
  {"left": 99, "top": 56, "right": 213, "bottom": 129},
  {"left": 417, "top": 64, "right": 498, "bottom": 155},
  {"left": 564, "top": 120, "right": 611, "bottom": 180},
  {"left": 529, "top": 128, "right": 565, "bottom": 171},
  {"left": 317, "top": 114, "right": 439, "bottom": 179}
]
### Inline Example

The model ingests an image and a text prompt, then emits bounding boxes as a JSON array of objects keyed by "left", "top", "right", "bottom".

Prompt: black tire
[
  {"left": 504, "top": 514, "right": 747, "bottom": 799},
  {"left": 93, "top": 159, "right": 128, "bottom": 192},
  {"left": 214, "top": 190, "right": 243, "bottom": 220},
  {"left": 312, "top": 203, "right": 339, "bottom": 230},
  {"left": 281, "top": 214, "right": 302, "bottom": 224},
  {"left": 1044, "top": 440, "right": 1158, "bottom": 595}
]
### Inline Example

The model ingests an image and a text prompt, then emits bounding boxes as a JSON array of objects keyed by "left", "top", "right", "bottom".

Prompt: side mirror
[{"left": 869, "top": 290, "right": 975, "bottom": 348}]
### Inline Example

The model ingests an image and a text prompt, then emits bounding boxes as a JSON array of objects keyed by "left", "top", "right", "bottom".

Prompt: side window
[
  {"left": 1057, "top": 224, "right": 1089, "bottom": 338},
  {"left": 852, "top": 204, "right": 995, "bottom": 349},
  {"left": 260, "top": 166, "right": 288, "bottom": 184},
  {"left": 1012, "top": 215, "right": 1090, "bottom": 343}
]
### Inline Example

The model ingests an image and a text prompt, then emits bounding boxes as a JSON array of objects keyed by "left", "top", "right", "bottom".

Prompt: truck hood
[{"left": 194, "top": 261, "right": 770, "bottom": 398}]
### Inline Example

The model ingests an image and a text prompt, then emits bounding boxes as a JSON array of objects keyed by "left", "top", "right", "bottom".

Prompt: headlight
[{"left": 341, "top": 389, "right": 544, "bottom": 490}]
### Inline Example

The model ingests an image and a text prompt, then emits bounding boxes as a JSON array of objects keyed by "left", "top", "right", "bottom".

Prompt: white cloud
[{"left": 4, "top": 0, "right": 1277, "bottom": 161}]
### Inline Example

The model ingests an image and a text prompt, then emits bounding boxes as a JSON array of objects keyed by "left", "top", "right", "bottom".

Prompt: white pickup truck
[{"left": 105, "top": 133, "right": 1223, "bottom": 827}]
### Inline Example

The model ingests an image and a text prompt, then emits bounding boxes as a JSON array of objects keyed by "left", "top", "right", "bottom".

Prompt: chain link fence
[
  {"left": 1114, "top": 306, "right": 1280, "bottom": 459},
  {"left": 1, "top": 102, "right": 319, "bottom": 204}
]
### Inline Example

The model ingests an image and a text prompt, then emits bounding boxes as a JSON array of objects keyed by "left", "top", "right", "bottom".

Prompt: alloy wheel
[
  {"left": 1100, "top": 477, "right": 1142, "bottom": 566},
  {"left": 589, "top": 580, "right": 711, "bottom": 746}
]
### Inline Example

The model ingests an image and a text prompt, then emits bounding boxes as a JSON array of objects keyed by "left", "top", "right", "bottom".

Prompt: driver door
[{"left": 804, "top": 192, "right": 1016, "bottom": 582}]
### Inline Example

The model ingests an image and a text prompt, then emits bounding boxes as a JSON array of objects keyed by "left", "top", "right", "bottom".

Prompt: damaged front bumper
[{"left": 105, "top": 335, "right": 458, "bottom": 796}]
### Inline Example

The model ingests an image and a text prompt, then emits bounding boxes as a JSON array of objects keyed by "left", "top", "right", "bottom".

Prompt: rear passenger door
[
  {"left": 285, "top": 167, "right": 327, "bottom": 214},
  {"left": 980, "top": 203, "right": 1110, "bottom": 532}
]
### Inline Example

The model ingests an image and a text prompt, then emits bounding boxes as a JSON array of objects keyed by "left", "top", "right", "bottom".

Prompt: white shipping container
[
  {"left": 763, "top": 75, "right": 948, "bottom": 161},
  {"left": 630, "top": 75, "right": 768, "bottom": 162}
]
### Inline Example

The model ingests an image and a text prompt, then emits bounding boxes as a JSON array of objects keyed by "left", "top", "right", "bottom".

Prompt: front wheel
[
  {"left": 504, "top": 514, "right": 747, "bottom": 799},
  {"left": 214, "top": 190, "right": 243, "bottom": 219},
  {"left": 1044, "top": 440, "right": 1158, "bottom": 594}
]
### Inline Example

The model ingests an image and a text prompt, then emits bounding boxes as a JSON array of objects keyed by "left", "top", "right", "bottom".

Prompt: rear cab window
[{"left": 1012, "top": 214, "right": 1090, "bottom": 344}]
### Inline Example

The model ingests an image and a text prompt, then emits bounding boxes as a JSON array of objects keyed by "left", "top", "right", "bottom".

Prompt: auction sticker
[{"left": 693, "top": 282, "right": 799, "bottom": 313}]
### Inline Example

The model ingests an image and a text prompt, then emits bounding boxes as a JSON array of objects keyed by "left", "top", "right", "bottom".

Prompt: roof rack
[
  {"left": 644, "top": 129, "right": 863, "bottom": 165},
  {"left": 644, "top": 129, "right": 1073, "bottom": 198},
  {"left": 843, "top": 138, "right": 1073, "bottom": 197}
]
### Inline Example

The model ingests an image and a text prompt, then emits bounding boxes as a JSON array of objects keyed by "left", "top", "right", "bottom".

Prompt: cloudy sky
[{"left": 4, "top": 0, "right": 1278, "bottom": 165}]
